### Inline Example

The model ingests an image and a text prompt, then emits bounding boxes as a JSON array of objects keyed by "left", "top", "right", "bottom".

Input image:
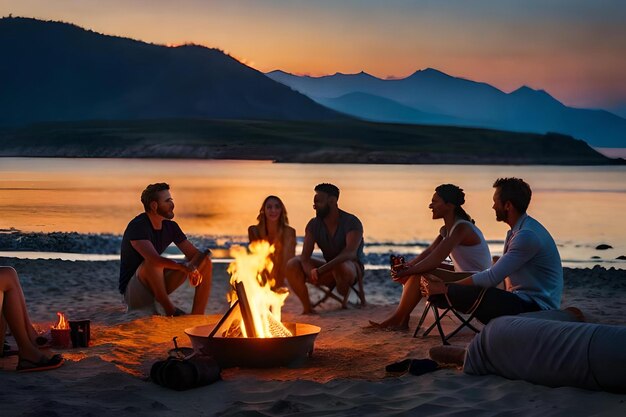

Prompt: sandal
[
  {"left": 408, "top": 359, "right": 439, "bottom": 376},
  {"left": 385, "top": 358, "right": 413, "bottom": 374},
  {"left": 17, "top": 354, "right": 64, "bottom": 373}
]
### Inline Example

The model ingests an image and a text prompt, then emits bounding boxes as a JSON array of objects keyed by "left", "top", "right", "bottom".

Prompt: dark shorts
[{"left": 430, "top": 285, "right": 540, "bottom": 324}]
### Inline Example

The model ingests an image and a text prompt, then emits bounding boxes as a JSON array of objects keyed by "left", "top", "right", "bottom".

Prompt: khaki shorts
[{"left": 123, "top": 269, "right": 155, "bottom": 311}]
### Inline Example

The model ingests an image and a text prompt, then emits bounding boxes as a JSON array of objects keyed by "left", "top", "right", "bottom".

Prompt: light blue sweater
[{"left": 472, "top": 214, "right": 563, "bottom": 310}]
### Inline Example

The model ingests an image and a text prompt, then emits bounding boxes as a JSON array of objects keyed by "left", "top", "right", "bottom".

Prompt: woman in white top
[{"left": 370, "top": 184, "right": 491, "bottom": 330}]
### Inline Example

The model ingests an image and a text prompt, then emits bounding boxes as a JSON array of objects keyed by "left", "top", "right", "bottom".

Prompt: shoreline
[
  {"left": 2, "top": 256, "right": 624, "bottom": 325},
  {"left": 1, "top": 118, "right": 622, "bottom": 166},
  {"left": 2, "top": 231, "right": 625, "bottom": 271}
]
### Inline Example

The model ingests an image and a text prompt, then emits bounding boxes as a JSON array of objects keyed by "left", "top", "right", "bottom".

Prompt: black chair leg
[
  {"left": 415, "top": 304, "right": 479, "bottom": 345},
  {"left": 413, "top": 301, "right": 432, "bottom": 337},
  {"left": 431, "top": 307, "right": 450, "bottom": 345}
]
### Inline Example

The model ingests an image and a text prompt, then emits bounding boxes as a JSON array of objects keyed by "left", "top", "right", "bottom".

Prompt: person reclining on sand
[
  {"left": 285, "top": 183, "right": 364, "bottom": 314},
  {"left": 424, "top": 312, "right": 626, "bottom": 393},
  {"left": 118, "top": 183, "right": 212, "bottom": 316},
  {"left": 422, "top": 177, "right": 563, "bottom": 324},
  {"left": 369, "top": 184, "right": 492, "bottom": 331},
  {"left": 1, "top": 266, "right": 64, "bottom": 372}
]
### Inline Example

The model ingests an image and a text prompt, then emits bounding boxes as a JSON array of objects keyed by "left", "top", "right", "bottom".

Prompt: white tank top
[{"left": 443, "top": 219, "right": 492, "bottom": 273}]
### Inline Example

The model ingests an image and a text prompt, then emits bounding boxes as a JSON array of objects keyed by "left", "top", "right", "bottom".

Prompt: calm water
[{"left": 1, "top": 158, "right": 625, "bottom": 267}]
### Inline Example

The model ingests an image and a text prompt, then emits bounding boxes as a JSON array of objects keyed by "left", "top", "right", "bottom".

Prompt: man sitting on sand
[
  {"left": 286, "top": 183, "right": 365, "bottom": 314},
  {"left": 423, "top": 177, "right": 563, "bottom": 323},
  {"left": 118, "top": 183, "right": 212, "bottom": 316}
]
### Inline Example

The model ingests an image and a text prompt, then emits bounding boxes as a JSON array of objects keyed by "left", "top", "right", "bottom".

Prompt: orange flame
[
  {"left": 227, "top": 241, "right": 292, "bottom": 338},
  {"left": 53, "top": 312, "right": 69, "bottom": 330}
]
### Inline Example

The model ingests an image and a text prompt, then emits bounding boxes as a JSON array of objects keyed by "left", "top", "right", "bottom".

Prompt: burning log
[
  {"left": 225, "top": 242, "right": 292, "bottom": 338},
  {"left": 185, "top": 241, "right": 320, "bottom": 368}
]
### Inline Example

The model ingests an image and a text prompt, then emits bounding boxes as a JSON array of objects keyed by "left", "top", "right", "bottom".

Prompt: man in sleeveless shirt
[
  {"left": 424, "top": 178, "right": 563, "bottom": 324},
  {"left": 118, "top": 183, "right": 213, "bottom": 316},
  {"left": 286, "top": 183, "right": 365, "bottom": 314}
]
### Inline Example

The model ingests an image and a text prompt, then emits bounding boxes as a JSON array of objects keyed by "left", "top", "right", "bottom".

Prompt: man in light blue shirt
[{"left": 426, "top": 177, "right": 563, "bottom": 324}]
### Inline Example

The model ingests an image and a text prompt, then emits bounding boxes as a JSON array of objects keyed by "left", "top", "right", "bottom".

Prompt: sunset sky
[{"left": 3, "top": 0, "right": 625, "bottom": 113}]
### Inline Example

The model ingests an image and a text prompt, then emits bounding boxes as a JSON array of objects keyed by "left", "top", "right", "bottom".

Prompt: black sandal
[{"left": 17, "top": 354, "right": 64, "bottom": 372}]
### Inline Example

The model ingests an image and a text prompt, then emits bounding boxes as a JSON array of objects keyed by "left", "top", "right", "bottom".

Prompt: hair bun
[{"left": 435, "top": 184, "right": 465, "bottom": 206}]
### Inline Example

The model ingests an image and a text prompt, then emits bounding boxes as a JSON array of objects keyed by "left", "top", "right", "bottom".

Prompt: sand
[{"left": 1, "top": 257, "right": 625, "bottom": 416}]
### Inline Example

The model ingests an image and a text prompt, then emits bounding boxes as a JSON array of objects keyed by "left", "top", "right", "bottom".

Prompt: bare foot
[
  {"left": 365, "top": 320, "right": 408, "bottom": 332},
  {"left": 429, "top": 345, "right": 466, "bottom": 366},
  {"left": 564, "top": 306, "right": 585, "bottom": 322}
]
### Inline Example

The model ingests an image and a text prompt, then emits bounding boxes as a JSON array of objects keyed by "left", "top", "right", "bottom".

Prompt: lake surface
[{"left": 1, "top": 158, "right": 625, "bottom": 268}]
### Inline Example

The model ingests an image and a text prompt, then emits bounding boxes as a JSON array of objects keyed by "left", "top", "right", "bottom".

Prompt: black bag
[{"left": 150, "top": 354, "right": 221, "bottom": 391}]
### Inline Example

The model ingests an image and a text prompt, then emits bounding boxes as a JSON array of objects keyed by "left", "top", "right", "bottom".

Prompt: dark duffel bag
[{"left": 150, "top": 354, "right": 221, "bottom": 391}]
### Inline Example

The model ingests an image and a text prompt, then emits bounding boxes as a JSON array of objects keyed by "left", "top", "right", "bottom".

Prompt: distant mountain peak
[
  {"left": 330, "top": 70, "right": 377, "bottom": 79},
  {"left": 408, "top": 68, "right": 451, "bottom": 79},
  {"left": 510, "top": 85, "right": 563, "bottom": 105},
  {"left": 512, "top": 85, "right": 537, "bottom": 94},
  {"left": 266, "top": 69, "right": 294, "bottom": 76}
]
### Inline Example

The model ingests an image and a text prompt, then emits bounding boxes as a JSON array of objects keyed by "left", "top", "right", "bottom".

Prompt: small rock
[
  {"left": 616, "top": 255, "right": 626, "bottom": 260},
  {"left": 591, "top": 256, "right": 601, "bottom": 259},
  {"left": 595, "top": 244, "right": 613, "bottom": 250}
]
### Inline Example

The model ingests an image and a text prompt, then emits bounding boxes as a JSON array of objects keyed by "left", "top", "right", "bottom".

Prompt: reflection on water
[{"left": 1, "top": 158, "right": 625, "bottom": 262}]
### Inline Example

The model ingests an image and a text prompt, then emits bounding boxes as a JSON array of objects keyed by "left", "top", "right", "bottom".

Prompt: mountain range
[
  {"left": 0, "top": 17, "right": 342, "bottom": 126},
  {"left": 266, "top": 69, "right": 626, "bottom": 148},
  {"left": 0, "top": 17, "right": 621, "bottom": 164}
]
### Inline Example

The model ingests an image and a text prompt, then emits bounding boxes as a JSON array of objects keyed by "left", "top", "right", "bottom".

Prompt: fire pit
[
  {"left": 185, "top": 242, "right": 321, "bottom": 368},
  {"left": 185, "top": 322, "right": 320, "bottom": 368}
]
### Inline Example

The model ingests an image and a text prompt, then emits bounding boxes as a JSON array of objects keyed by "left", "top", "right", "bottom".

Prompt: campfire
[
  {"left": 53, "top": 311, "right": 69, "bottom": 330},
  {"left": 185, "top": 241, "right": 320, "bottom": 368},
  {"left": 51, "top": 311, "right": 71, "bottom": 348},
  {"left": 222, "top": 241, "right": 292, "bottom": 338}
]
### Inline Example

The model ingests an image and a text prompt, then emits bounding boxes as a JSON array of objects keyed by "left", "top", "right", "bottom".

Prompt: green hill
[{"left": 0, "top": 118, "right": 620, "bottom": 165}]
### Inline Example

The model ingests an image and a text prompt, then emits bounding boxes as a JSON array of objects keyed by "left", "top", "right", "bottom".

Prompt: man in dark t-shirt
[
  {"left": 286, "top": 183, "right": 364, "bottom": 314},
  {"left": 119, "top": 183, "right": 212, "bottom": 316}
]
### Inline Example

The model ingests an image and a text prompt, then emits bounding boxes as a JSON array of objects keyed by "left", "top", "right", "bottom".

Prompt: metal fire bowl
[{"left": 185, "top": 322, "right": 321, "bottom": 368}]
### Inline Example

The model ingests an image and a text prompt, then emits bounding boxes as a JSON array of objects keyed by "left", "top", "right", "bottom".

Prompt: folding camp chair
[
  {"left": 311, "top": 266, "right": 365, "bottom": 309},
  {"left": 413, "top": 299, "right": 481, "bottom": 345},
  {"left": 412, "top": 271, "right": 487, "bottom": 344}
]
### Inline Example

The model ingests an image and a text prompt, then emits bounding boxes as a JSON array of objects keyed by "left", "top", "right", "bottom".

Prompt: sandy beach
[{"left": 1, "top": 257, "right": 625, "bottom": 416}]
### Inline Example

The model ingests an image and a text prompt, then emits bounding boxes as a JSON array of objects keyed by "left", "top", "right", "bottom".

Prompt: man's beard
[
  {"left": 315, "top": 206, "right": 330, "bottom": 219},
  {"left": 157, "top": 206, "right": 175, "bottom": 220},
  {"left": 495, "top": 208, "right": 506, "bottom": 222}
]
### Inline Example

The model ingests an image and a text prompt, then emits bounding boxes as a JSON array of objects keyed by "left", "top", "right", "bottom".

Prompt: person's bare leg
[
  {"left": 0, "top": 267, "right": 48, "bottom": 363},
  {"left": 376, "top": 275, "right": 422, "bottom": 329},
  {"left": 0, "top": 268, "right": 40, "bottom": 343},
  {"left": 332, "top": 261, "right": 358, "bottom": 308},
  {"left": 333, "top": 261, "right": 357, "bottom": 295},
  {"left": 191, "top": 257, "right": 212, "bottom": 315},
  {"left": 139, "top": 263, "right": 180, "bottom": 316},
  {"left": 0, "top": 312, "right": 5, "bottom": 349},
  {"left": 5, "top": 269, "right": 40, "bottom": 343},
  {"left": 0, "top": 313, "right": 6, "bottom": 353},
  {"left": 285, "top": 256, "right": 315, "bottom": 314},
  {"left": 429, "top": 345, "right": 466, "bottom": 366}
]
